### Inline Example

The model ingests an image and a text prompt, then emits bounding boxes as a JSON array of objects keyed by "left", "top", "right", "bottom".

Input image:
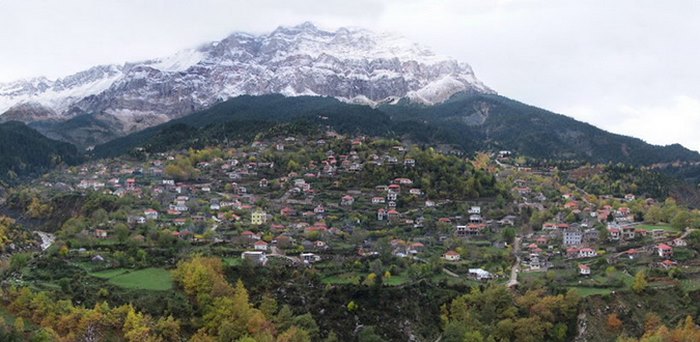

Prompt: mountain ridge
[
  {"left": 0, "top": 22, "right": 492, "bottom": 147},
  {"left": 1, "top": 22, "right": 698, "bottom": 171}
]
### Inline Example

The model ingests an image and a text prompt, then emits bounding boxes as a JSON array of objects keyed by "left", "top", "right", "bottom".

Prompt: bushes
[{"left": 442, "top": 286, "right": 581, "bottom": 341}]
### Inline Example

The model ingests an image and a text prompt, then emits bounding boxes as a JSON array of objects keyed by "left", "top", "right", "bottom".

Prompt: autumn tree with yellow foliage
[
  {"left": 172, "top": 256, "right": 314, "bottom": 341},
  {"left": 616, "top": 315, "right": 700, "bottom": 341},
  {"left": 2, "top": 287, "right": 181, "bottom": 341}
]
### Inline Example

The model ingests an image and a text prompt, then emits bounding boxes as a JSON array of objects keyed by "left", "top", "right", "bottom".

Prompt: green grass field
[
  {"left": 91, "top": 268, "right": 130, "bottom": 279},
  {"left": 224, "top": 257, "right": 243, "bottom": 266},
  {"left": 90, "top": 268, "right": 173, "bottom": 291},
  {"left": 680, "top": 279, "right": 700, "bottom": 292},
  {"left": 322, "top": 273, "right": 361, "bottom": 285},
  {"left": 383, "top": 274, "right": 409, "bottom": 286},
  {"left": 519, "top": 271, "right": 547, "bottom": 281},
  {"left": 637, "top": 224, "right": 679, "bottom": 232},
  {"left": 568, "top": 287, "right": 614, "bottom": 297},
  {"left": 321, "top": 272, "right": 410, "bottom": 286}
]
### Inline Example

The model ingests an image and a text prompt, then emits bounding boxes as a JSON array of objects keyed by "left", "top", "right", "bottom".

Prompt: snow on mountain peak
[
  {"left": 0, "top": 22, "right": 493, "bottom": 131},
  {"left": 145, "top": 49, "right": 205, "bottom": 72}
]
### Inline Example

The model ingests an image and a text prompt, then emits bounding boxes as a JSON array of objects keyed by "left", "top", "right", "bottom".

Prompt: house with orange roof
[{"left": 443, "top": 250, "right": 461, "bottom": 261}]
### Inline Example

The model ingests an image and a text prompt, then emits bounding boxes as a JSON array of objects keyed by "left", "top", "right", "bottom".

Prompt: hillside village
[
  {"left": 7, "top": 128, "right": 698, "bottom": 292},
  {"left": 2, "top": 127, "right": 700, "bottom": 340}
]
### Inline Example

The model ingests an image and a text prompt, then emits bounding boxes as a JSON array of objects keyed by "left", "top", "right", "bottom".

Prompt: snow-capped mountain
[{"left": 0, "top": 22, "right": 493, "bottom": 141}]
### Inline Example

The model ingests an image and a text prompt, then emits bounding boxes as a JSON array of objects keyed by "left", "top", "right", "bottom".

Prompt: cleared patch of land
[
  {"left": 637, "top": 224, "right": 679, "bottom": 232},
  {"left": 90, "top": 267, "right": 173, "bottom": 291},
  {"left": 568, "top": 287, "right": 614, "bottom": 297}
]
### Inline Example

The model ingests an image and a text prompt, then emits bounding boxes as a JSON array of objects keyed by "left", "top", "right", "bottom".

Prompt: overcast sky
[{"left": 1, "top": 0, "right": 699, "bottom": 152}]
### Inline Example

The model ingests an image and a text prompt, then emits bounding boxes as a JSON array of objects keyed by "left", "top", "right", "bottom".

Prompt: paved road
[
  {"left": 680, "top": 228, "right": 696, "bottom": 239},
  {"left": 507, "top": 237, "right": 522, "bottom": 287}
]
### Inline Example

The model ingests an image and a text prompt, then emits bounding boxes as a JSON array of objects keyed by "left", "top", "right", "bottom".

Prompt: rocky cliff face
[{"left": 0, "top": 22, "right": 493, "bottom": 145}]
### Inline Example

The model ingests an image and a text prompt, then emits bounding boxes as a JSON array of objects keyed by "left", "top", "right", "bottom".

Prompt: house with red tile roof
[
  {"left": 657, "top": 243, "right": 673, "bottom": 258},
  {"left": 578, "top": 264, "right": 590, "bottom": 275},
  {"left": 444, "top": 250, "right": 461, "bottom": 261}
]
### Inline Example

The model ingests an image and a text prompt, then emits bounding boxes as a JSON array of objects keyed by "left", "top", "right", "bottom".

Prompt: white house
[
  {"left": 144, "top": 209, "right": 159, "bottom": 220},
  {"left": 242, "top": 231, "right": 261, "bottom": 240},
  {"left": 396, "top": 178, "right": 413, "bottom": 185},
  {"left": 468, "top": 268, "right": 493, "bottom": 280},
  {"left": 608, "top": 227, "right": 621, "bottom": 241},
  {"left": 579, "top": 264, "right": 591, "bottom": 275},
  {"left": 673, "top": 238, "right": 688, "bottom": 247},
  {"left": 241, "top": 251, "right": 268, "bottom": 266},
  {"left": 300, "top": 253, "right": 321, "bottom": 263},
  {"left": 564, "top": 230, "right": 583, "bottom": 245},
  {"left": 444, "top": 250, "right": 461, "bottom": 261},
  {"left": 469, "top": 214, "right": 483, "bottom": 223},
  {"left": 578, "top": 248, "right": 596, "bottom": 258},
  {"left": 372, "top": 197, "right": 386, "bottom": 204},
  {"left": 377, "top": 208, "right": 387, "bottom": 221},
  {"left": 658, "top": 243, "right": 673, "bottom": 258},
  {"left": 341, "top": 195, "right": 354, "bottom": 206},
  {"left": 254, "top": 240, "right": 269, "bottom": 251}
]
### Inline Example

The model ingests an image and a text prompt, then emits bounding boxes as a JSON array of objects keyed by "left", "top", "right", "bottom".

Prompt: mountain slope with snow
[{"left": 0, "top": 22, "right": 492, "bottom": 146}]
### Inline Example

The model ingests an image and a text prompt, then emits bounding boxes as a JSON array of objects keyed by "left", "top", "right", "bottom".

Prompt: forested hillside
[
  {"left": 0, "top": 121, "right": 82, "bottom": 182},
  {"left": 92, "top": 95, "right": 451, "bottom": 158},
  {"left": 383, "top": 93, "right": 700, "bottom": 165},
  {"left": 94, "top": 94, "right": 700, "bottom": 167}
]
